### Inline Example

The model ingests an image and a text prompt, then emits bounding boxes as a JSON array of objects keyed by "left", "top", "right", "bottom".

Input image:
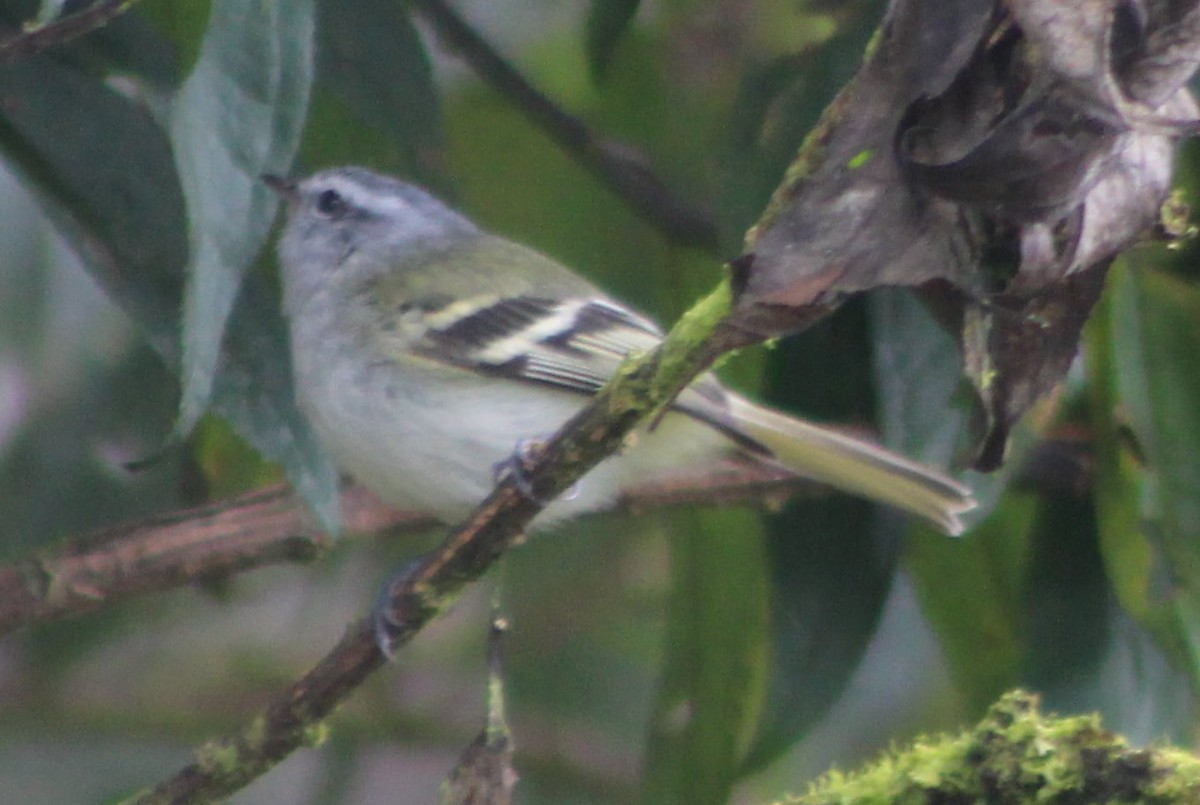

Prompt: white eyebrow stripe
[
  {"left": 473, "top": 300, "right": 589, "bottom": 363},
  {"left": 323, "top": 177, "right": 412, "bottom": 216}
]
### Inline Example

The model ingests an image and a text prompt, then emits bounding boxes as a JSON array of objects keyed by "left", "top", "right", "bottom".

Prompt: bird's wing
[
  {"left": 404, "top": 294, "right": 661, "bottom": 391},
  {"left": 379, "top": 293, "right": 758, "bottom": 448}
]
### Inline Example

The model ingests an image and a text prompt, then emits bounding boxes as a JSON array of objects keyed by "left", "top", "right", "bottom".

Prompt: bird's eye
[{"left": 315, "top": 188, "right": 348, "bottom": 218}]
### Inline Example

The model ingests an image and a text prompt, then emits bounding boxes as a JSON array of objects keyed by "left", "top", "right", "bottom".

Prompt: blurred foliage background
[{"left": 0, "top": 0, "right": 1199, "bottom": 802}]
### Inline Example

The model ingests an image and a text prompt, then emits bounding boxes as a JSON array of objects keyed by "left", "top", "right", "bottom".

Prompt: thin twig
[
  {"left": 443, "top": 615, "right": 518, "bottom": 804},
  {"left": 0, "top": 0, "right": 141, "bottom": 62},
  {"left": 0, "top": 484, "right": 434, "bottom": 637},
  {"left": 409, "top": 0, "right": 721, "bottom": 252}
]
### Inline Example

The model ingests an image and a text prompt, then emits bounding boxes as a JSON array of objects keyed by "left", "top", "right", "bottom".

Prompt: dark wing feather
[
  {"left": 394, "top": 294, "right": 766, "bottom": 453},
  {"left": 413, "top": 296, "right": 662, "bottom": 393}
]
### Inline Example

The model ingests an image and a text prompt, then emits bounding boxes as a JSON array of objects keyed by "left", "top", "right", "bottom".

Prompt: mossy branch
[
  {"left": 0, "top": 0, "right": 141, "bottom": 61},
  {"left": 783, "top": 691, "right": 1200, "bottom": 804}
]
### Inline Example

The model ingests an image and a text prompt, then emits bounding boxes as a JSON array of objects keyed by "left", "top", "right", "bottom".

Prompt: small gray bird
[{"left": 267, "top": 167, "right": 975, "bottom": 534}]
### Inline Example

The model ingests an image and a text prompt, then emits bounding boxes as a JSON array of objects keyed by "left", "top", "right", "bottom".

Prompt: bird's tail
[{"left": 726, "top": 394, "right": 976, "bottom": 535}]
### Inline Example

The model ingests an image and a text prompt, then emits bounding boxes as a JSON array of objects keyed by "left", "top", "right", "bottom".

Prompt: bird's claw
[{"left": 492, "top": 437, "right": 580, "bottom": 504}]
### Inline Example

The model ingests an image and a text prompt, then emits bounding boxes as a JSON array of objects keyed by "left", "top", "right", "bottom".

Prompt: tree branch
[
  {"left": 0, "top": 0, "right": 140, "bottom": 62},
  {"left": 1, "top": 432, "right": 835, "bottom": 636},
  {"left": 409, "top": 0, "right": 721, "bottom": 252},
  {"left": 0, "top": 483, "right": 433, "bottom": 636}
]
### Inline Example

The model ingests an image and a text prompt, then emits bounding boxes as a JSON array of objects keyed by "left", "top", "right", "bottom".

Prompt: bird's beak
[{"left": 262, "top": 174, "right": 298, "bottom": 202}]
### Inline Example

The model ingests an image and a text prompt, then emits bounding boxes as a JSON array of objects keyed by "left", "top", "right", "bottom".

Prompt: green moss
[
  {"left": 652, "top": 278, "right": 733, "bottom": 394},
  {"left": 195, "top": 735, "right": 243, "bottom": 774},
  {"left": 847, "top": 149, "right": 874, "bottom": 169},
  {"left": 777, "top": 691, "right": 1200, "bottom": 804},
  {"left": 1161, "top": 189, "right": 1196, "bottom": 242},
  {"left": 303, "top": 720, "right": 331, "bottom": 748},
  {"left": 746, "top": 102, "right": 838, "bottom": 244},
  {"left": 242, "top": 713, "right": 268, "bottom": 749}
]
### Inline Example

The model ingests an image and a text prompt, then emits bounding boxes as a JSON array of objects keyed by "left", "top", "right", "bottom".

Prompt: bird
[{"left": 266, "top": 167, "right": 976, "bottom": 535}]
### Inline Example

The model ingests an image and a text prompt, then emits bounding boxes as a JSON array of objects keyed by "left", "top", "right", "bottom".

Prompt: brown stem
[
  {"left": 409, "top": 0, "right": 721, "bottom": 252},
  {"left": 0, "top": 484, "right": 435, "bottom": 636},
  {"left": 0, "top": 0, "right": 141, "bottom": 62},
  {"left": 0, "top": 455, "right": 822, "bottom": 637}
]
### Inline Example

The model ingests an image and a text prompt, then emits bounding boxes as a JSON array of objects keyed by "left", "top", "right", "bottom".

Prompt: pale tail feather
[{"left": 726, "top": 395, "right": 976, "bottom": 535}]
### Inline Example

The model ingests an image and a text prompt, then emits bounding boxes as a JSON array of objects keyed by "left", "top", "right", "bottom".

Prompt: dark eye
[{"left": 315, "top": 188, "right": 348, "bottom": 218}]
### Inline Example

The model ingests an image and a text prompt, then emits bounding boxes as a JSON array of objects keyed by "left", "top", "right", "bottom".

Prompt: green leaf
[
  {"left": 0, "top": 37, "right": 338, "bottom": 532},
  {"left": 48, "top": 6, "right": 180, "bottom": 85},
  {"left": 1089, "top": 261, "right": 1200, "bottom": 687},
  {"left": 169, "top": 0, "right": 314, "bottom": 441},
  {"left": 309, "top": 0, "right": 443, "bottom": 182},
  {"left": 585, "top": 0, "right": 641, "bottom": 84},
  {"left": 739, "top": 300, "right": 894, "bottom": 772},
  {"left": 870, "top": 288, "right": 972, "bottom": 466},
  {"left": 639, "top": 510, "right": 770, "bottom": 805},
  {"left": 213, "top": 268, "right": 341, "bottom": 530},
  {"left": 741, "top": 498, "right": 899, "bottom": 773},
  {"left": 871, "top": 287, "right": 1029, "bottom": 712},
  {"left": 1020, "top": 493, "right": 1108, "bottom": 697},
  {"left": 138, "top": 0, "right": 214, "bottom": 75},
  {"left": 1021, "top": 491, "right": 1193, "bottom": 744},
  {"left": 906, "top": 496, "right": 1034, "bottom": 712},
  {"left": 0, "top": 57, "right": 186, "bottom": 349}
]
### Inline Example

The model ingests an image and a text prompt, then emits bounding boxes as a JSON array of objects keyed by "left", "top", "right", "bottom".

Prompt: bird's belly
[
  {"left": 301, "top": 361, "right": 595, "bottom": 522},
  {"left": 297, "top": 353, "right": 733, "bottom": 527}
]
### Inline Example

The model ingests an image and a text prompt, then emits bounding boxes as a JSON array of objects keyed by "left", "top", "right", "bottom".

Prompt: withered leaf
[{"left": 728, "top": 0, "right": 1199, "bottom": 468}]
